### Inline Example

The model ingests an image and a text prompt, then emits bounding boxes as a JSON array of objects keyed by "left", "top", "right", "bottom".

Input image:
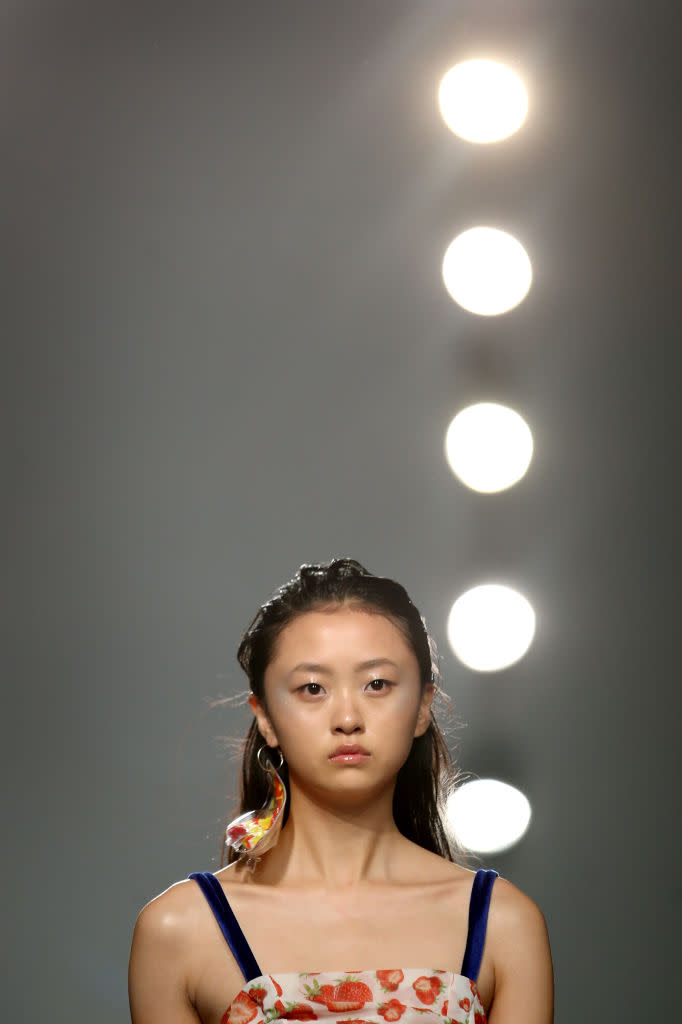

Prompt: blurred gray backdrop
[{"left": 4, "top": 1, "right": 681, "bottom": 1021}]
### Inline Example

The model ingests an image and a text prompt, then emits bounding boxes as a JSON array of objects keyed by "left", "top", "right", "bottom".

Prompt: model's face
[{"left": 250, "top": 604, "right": 433, "bottom": 801}]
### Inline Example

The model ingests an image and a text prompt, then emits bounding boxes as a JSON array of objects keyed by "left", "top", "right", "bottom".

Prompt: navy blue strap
[
  {"left": 188, "top": 872, "right": 263, "bottom": 982},
  {"left": 460, "top": 869, "right": 498, "bottom": 983}
]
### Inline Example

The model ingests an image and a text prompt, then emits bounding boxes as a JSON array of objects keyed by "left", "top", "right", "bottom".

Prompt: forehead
[{"left": 268, "top": 605, "right": 416, "bottom": 668}]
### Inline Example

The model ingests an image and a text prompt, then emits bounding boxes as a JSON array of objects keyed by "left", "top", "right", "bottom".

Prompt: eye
[
  {"left": 366, "top": 678, "right": 392, "bottom": 693},
  {"left": 298, "top": 682, "right": 325, "bottom": 697}
]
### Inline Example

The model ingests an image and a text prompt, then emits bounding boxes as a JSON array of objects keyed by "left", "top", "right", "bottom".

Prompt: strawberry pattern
[{"left": 221, "top": 970, "right": 486, "bottom": 1024}]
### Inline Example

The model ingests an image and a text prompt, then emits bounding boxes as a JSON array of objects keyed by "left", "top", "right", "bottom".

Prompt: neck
[{"left": 254, "top": 778, "right": 405, "bottom": 887}]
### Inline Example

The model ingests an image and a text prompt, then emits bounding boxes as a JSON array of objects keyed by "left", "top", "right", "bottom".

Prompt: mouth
[{"left": 329, "top": 744, "right": 371, "bottom": 763}]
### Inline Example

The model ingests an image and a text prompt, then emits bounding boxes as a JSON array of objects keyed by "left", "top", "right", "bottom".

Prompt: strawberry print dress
[{"left": 188, "top": 870, "right": 498, "bottom": 1024}]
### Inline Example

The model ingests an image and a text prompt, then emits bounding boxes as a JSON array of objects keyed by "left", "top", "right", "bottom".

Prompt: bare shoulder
[
  {"left": 486, "top": 877, "right": 554, "bottom": 1024},
  {"left": 132, "top": 876, "right": 205, "bottom": 949},
  {"left": 130, "top": 868, "right": 252, "bottom": 1023},
  {"left": 129, "top": 877, "right": 211, "bottom": 1023},
  {"left": 489, "top": 875, "right": 549, "bottom": 936}
]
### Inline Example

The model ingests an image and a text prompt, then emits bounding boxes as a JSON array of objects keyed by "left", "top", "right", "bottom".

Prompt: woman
[{"left": 129, "top": 559, "right": 553, "bottom": 1024}]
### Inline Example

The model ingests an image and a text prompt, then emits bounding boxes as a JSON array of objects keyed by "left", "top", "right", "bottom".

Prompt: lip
[{"left": 329, "top": 744, "right": 370, "bottom": 762}]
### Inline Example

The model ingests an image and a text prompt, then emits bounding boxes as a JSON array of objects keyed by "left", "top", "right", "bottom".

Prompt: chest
[
  {"left": 192, "top": 885, "right": 481, "bottom": 1024},
  {"left": 237, "top": 888, "right": 469, "bottom": 972}
]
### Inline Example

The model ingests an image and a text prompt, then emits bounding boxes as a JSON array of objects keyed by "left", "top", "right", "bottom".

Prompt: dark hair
[{"left": 223, "top": 558, "right": 460, "bottom": 865}]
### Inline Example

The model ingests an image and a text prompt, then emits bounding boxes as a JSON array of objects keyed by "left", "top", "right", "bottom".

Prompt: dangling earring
[{"left": 225, "top": 745, "right": 287, "bottom": 861}]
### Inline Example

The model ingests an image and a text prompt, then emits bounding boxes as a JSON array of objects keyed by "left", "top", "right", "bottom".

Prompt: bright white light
[
  {"left": 439, "top": 60, "right": 528, "bottom": 143},
  {"left": 447, "top": 778, "right": 532, "bottom": 853},
  {"left": 445, "top": 403, "right": 534, "bottom": 493},
  {"left": 442, "top": 227, "right": 532, "bottom": 316},
  {"left": 447, "top": 584, "right": 535, "bottom": 671}
]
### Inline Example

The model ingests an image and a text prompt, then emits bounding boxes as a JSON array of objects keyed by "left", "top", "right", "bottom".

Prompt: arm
[
  {"left": 128, "top": 897, "right": 201, "bottom": 1024},
  {"left": 487, "top": 879, "right": 554, "bottom": 1024}
]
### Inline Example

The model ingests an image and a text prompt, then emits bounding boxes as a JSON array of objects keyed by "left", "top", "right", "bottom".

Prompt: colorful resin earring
[{"left": 225, "top": 745, "right": 287, "bottom": 860}]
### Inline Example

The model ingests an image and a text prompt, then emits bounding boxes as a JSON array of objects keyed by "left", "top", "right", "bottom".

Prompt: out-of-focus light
[
  {"left": 447, "top": 584, "right": 535, "bottom": 671},
  {"left": 446, "top": 779, "right": 532, "bottom": 853},
  {"left": 442, "top": 227, "right": 532, "bottom": 316},
  {"left": 445, "top": 403, "right": 533, "bottom": 493},
  {"left": 439, "top": 60, "right": 528, "bottom": 143}
]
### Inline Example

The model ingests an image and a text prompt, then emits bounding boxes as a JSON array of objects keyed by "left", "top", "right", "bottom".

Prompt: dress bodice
[{"left": 219, "top": 967, "right": 487, "bottom": 1024}]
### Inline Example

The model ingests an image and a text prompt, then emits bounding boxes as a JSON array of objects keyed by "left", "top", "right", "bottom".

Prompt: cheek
[
  {"left": 381, "top": 686, "right": 424, "bottom": 727},
  {"left": 373, "top": 692, "right": 426, "bottom": 756},
  {"left": 262, "top": 692, "right": 308, "bottom": 749}
]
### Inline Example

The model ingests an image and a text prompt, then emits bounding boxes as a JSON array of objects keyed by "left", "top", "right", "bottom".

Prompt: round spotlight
[
  {"left": 447, "top": 584, "right": 535, "bottom": 671},
  {"left": 442, "top": 227, "right": 532, "bottom": 316},
  {"left": 445, "top": 403, "right": 534, "bottom": 493},
  {"left": 439, "top": 59, "right": 528, "bottom": 143},
  {"left": 446, "top": 779, "right": 532, "bottom": 853}
]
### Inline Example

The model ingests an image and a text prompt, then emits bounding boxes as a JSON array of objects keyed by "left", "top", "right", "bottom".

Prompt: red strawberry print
[
  {"left": 306, "top": 977, "right": 372, "bottom": 1012},
  {"left": 474, "top": 1014, "right": 485, "bottom": 1024},
  {"left": 412, "top": 976, "right": 443, "bottom": 1006},
  {"left": 271, "top": 976, "right": 284, "bottom": 997},
  {"left": 376, "top": 970, "right": 404, "bottom": 992},
  {"left": 378, "top": 998, "right": 407, "bottom": 1021},
  {"left": 274, "top": 1001, "right": 318, "bottom": 1020},
  {"left": 222, "top": 991, "right": 259, "bottom": 1024},
  {"left": 248, "top": 987, "right": 266, "bottom": 1007},
  {"left": 288, "top": 1008, "right": 318, "bottom": 1022},
  {"left": 458, "top": 998, "right": 471, "bottom": 1012},
  {"left": 441, "top": 1001, "right": 448, "bottom": 1017}
]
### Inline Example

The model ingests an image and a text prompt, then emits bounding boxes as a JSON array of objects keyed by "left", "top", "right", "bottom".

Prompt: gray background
[{"left": 4, "top": 1, "right": 680, "bottom": 1020}]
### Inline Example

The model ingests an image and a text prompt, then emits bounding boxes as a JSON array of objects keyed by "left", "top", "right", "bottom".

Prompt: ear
[
  {"left": 414, "top": 683, "right": 435, "bottom": 738},
  {"left": 248, "top": 693, "right": 280, "bottom": 748}
]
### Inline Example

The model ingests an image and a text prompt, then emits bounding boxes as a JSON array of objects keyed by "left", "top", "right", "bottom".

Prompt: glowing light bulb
[
  {"left": 442, "top": 227, "right": 532, "bottom": 316},
  {"left": 447, "top": 584, "right": 535, "bottom": 671},
  {"left": 445, "top": 403, "right": 533, "bottom": 493},
  {"left": 447, "top": 779, "right": 532, "bottom": 852},
  {"left": 439, "top": 59, "right": 528, "bottom": 143}
]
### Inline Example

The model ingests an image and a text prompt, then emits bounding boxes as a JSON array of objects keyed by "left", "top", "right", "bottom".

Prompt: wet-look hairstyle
[{"left": 223, "top": 558, "right": 460, "bottom": 865}]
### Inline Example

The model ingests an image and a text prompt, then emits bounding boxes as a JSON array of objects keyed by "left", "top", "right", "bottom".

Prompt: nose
[{"left": 330, "top": 689, "right": 364, "bottom": 735}]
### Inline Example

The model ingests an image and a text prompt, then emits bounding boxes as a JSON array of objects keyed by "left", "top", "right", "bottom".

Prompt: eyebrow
[{"left": 288, "top": 658, "right": 400, "bottom": 677}]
